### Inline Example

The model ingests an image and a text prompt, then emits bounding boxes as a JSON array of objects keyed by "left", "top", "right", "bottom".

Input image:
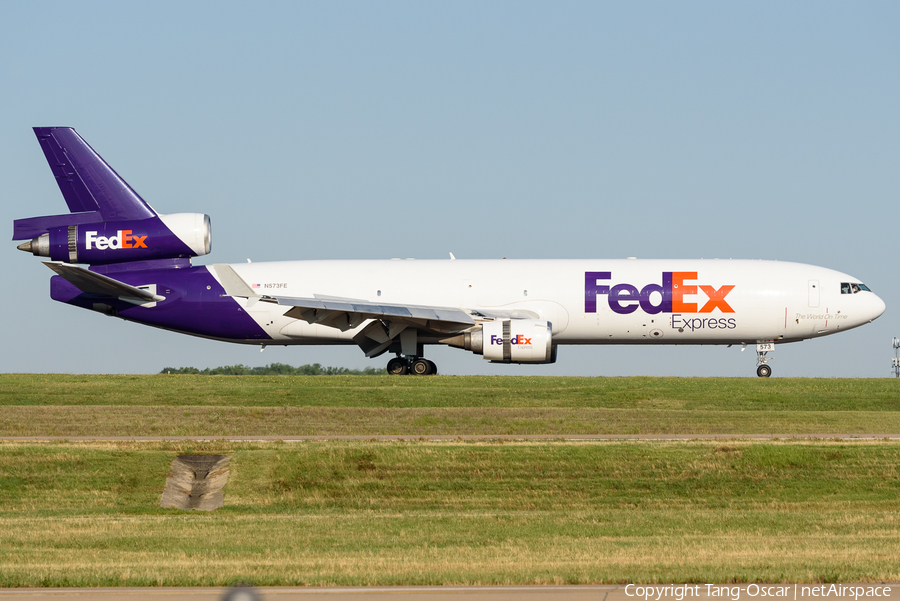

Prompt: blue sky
[{"left": 1, "top": 1, "right": 897, "bottom": 377}]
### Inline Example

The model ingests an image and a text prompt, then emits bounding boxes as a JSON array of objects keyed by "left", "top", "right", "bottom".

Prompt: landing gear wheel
[
  {"left": 756, "top": 364, "right": 772, "bottom": 378},
  {"left": 411, "top": 358, "right": 434, "bottom": 375},
  {"left": 425, "top": 359, "right": 437, "bottom": 375},
  {"left": 387, "top": 357, "right": 408, "bottom": 375}
]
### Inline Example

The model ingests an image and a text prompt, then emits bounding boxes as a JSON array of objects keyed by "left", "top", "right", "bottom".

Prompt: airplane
[{"left": 14, "top": 127, "right": 886, "bottom": 377}]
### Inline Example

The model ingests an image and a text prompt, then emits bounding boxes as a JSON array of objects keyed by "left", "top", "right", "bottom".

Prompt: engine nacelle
[
  {"left": 442, "top": 319, "right": 556, "bottom": 364},
  {"left": 18, "top": 213, "right": 211, "bottom": 265}
]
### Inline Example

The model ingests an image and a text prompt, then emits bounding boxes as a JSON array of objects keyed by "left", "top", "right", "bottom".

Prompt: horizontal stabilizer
[
  {"left": 43, "top": 261, "right": 164, "bottom": 302},
  {"left": 13, "top": 211, "right": 102, "bottom": 240}
]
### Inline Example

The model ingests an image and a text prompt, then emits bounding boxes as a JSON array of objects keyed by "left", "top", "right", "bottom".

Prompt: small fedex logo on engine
[
  {"left": 585, "top": 271, "right": 735, "bottom": 315},
  {"left": 85, "top": 230, "right": 148, "bottom": 250},
  {"left": 490, "top": 335, "right": 532, "bottom": 346}
]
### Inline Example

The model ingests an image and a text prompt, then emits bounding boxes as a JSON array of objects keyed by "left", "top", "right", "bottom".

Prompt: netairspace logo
[{"left": 624, "top": 584, "right": 892, "bottom": 601}]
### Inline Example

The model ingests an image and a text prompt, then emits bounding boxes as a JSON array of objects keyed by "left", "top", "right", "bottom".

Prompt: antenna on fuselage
[{"left": 892, "top": 338, "right": 900, "bottom": 378}]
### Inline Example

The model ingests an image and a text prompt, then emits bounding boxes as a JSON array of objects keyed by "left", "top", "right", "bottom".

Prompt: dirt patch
[{"left": 160, "top": 454, "right": 231, "bottom": 510}]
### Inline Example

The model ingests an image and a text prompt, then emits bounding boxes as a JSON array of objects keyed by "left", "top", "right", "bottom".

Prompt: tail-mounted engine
[
  {"left": 442, "top": 319, "right": 556, "bottom": 364},
  {"left": 14, "top": 127, "right": 211, "bottom": 266},
  {"left": 17, "top": 213, "right": 211, "bottom": 265}
]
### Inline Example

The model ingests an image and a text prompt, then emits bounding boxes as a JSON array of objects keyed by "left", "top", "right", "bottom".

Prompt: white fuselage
[{"left": 212, "top": 258, "right": 885, "bottom": 347}]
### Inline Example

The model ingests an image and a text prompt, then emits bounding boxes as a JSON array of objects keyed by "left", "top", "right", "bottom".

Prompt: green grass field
[
  {"left": 1, "top": 374, "right": 898, "bottom": 436},
  {"left": 1, "top": 439, "right": 899, "bottom": 586},
  {"left": 1, "top": 375, "right": 899, "bottom": 585}
]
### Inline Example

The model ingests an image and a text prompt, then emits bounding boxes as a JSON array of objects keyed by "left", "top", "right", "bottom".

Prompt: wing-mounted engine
[
  {"left": 16, "top": 213, "right": 211, "bottom": 265},
  {"left": 442, "top": 319, "right": 557, "bottom": 364}
]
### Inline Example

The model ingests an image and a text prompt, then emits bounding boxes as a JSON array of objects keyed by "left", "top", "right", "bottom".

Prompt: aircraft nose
[{"left": 868, "top": 293, "right": 886, "bottom": 322}]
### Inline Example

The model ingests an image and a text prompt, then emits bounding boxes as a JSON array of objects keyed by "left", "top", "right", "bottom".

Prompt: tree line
[{"left": 160, "top": 362, "right": 386, "bottom": 375}]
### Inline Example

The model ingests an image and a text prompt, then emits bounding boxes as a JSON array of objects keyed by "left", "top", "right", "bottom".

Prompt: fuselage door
[{"left": 808, "top": 280, "right": 820, "bottom": 308}]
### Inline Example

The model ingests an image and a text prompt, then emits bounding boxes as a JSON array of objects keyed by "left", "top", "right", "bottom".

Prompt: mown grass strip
[
  {"left": 3, "top": 406, "right": 900, "bottom": 436},
  {"left": 2, "top": 374, "right": 898, "bottom": 410},
  {"left": 0, "top": 440, "right": 898, "bottom": 585}
]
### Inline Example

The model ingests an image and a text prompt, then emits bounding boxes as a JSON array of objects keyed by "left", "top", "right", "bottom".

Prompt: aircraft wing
[
  {"left": 212, "top": 263, "right": 476, "bottom": 356},
  {"left": 275, "top": 296, "right": 475, "bottom": 331},
  {"left": 276, "top": 297, "right": 478, "bottom": 358},
  {"left": 212, "top": 264, "right": 473, "bottom": 332},
  {"left": 43, "top": 261, "right": 164, "bottom": 302}
]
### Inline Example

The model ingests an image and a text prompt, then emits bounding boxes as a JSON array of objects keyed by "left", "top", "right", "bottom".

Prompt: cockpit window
[{"left": 841, "top": 282, "right": 872, "bottom": 294}]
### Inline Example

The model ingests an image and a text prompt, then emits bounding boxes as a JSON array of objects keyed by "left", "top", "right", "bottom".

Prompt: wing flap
[{"left": 277, "top": 297, "right": 474, "bottom": 330}]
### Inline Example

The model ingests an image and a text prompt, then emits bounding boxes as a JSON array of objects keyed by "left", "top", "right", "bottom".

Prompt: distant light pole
[{"left": 893, "top": 338, "right": 900, "bottom": 378}]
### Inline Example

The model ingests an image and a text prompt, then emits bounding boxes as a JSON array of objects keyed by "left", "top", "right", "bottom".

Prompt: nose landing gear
[
  {"left": 754, "top": 343, "right": 774, "bottom": 377},
  {"left": 387, "top": 355, "right": 437, "bottom": 375}
]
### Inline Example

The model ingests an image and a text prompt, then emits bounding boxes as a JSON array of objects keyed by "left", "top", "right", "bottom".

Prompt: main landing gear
[{"left": 387, "top": 355, "right": 438, "bottom": 376}]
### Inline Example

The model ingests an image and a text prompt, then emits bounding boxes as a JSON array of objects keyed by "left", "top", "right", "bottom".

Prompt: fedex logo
[
  {"left": 490, "top": 334, "right": 533, "bottom": 346},
  {"left": 585, "top": 271, "right": 735, "bottom": 315},
  {"left": 85, "top": 230, "right": 148, "bottom": 251}
]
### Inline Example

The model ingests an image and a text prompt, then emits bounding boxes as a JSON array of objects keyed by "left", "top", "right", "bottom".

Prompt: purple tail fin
[
  {"left": 15, "top": 128, "right": 211, "bottom": 266},
  {"left": 14, "top": 128, "right": 159, "bottom": 240},
  {"left": 33, "top": 127, "right": 157, "bottom": 221}
]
